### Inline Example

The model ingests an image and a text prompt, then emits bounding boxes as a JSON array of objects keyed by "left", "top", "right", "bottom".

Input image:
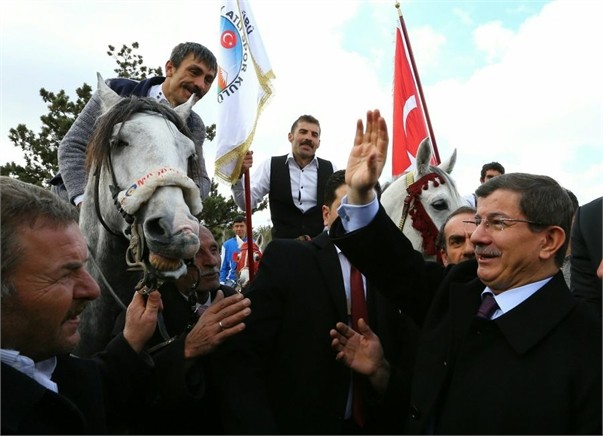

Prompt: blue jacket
[{"left": 220, "top": 236, "right": 244, "bottom": 283}]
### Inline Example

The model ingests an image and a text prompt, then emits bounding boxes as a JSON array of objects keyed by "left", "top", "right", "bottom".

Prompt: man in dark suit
[
  {"left": 329, "top": 110, "right": 602, "bottom": 434},
  {"left": 1, "top": 177, "right": 162, "bottom": 434},
  {"left": 570, "top": 196, "right": 602, "bottom": 316},
  {"left": 122, "top": 225, "right": 251, "bottom": 435},
  {"left": 214, "top": 170, "right": 417, "bottom": 434}
]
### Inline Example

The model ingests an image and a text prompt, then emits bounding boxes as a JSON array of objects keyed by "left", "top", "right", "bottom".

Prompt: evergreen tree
[{"left": 0, "top": 42, "right": 256, "bottom": 236}]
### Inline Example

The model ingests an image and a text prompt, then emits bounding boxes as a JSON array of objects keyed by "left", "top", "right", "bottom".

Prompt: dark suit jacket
[
  {"left": 1, "top": 335, "right": 152, "bottom": 435},
  {"left": 331, "top": 206, "right": 602, "bottom": 435},
  {"left": 570, "top": 196, "right": 602, "bottom": 316},
  {"left": 213, "top": 232, "right": 418, "bottom": 434},
  {"left": 124, "top": 284, "right": 237, "bottom": 435}
]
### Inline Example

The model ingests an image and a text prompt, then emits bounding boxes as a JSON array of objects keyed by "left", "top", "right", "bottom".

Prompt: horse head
[
  {"left": 77, "top": 73, "right": 203, "bottom": 355},
  {"left": 234, "top": 234, "right": 263, "bottom": 289},
  {"left": 381, "top": 138, "right": 465, "bottom": 261}
]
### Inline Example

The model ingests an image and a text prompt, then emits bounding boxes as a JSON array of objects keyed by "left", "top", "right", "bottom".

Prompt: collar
[
  {"left": 148, "top": 84, "right": 171, "bottom": 107},
  {"left": 483, "top": 276, "right": 552, "bottom": 318},
  {"left": 1, "top": 349, "right": 58, "bottom": 393},
  {"left": 285, "top": 152, "right": 319, "bottom": 168}
]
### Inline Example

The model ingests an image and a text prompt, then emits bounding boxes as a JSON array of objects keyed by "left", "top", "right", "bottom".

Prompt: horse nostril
[{"left": 145, "top": 217, "right": 168, "bottom": 238}]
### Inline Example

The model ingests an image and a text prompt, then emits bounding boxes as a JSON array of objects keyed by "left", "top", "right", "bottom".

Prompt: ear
[
  {"left": 439, "top": 148, "right": 457, "bottom": 174},
  {"left": 97, "top": 72, "right": 122, "bottom": 114},
  {"left": 256, "top": 233, "right": 264, "bottom": 252},
  {"left": 440, "top": 249, "right": 450, "bottom": 267},
  {"left": 174, "top": 94, "right": 195, "bottom": 123},
  {"left": 415, "top": 137, "right": 432, "bottom": 177},
  {"left": 165, "top": 59, "right": 174, "bottom": 77},
  {"left": 322, "top": 205, "right": 330, "bottom": 226},
  {"left": 538, "top": 226, "right": 566, "bottom": 262},
  {"left": 288, "top": 131, "right": 294, "bottom": 144}
]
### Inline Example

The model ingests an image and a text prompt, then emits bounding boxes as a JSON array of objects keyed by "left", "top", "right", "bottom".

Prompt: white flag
[{"left": 215, "top": 0, "right": 275, "bottom": 184}]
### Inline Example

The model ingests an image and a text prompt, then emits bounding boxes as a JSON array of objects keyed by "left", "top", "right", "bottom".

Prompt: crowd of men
[{"left": 2, "top": 42, "right": 601, "bottom": 435}]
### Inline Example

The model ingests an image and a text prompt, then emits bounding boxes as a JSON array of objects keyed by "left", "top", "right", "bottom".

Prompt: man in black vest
[{"left": 231, "top": 114, "right": 335, "bottom": 239}]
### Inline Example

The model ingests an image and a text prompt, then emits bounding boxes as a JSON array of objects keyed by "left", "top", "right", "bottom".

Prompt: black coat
[
  {"left": 125, "top": 284, "right": 238, "bottom": 435},
  {"left": 213, "top": 232, "right": 418, "bottom": 434},
  {"left": 331, "top": 206, "right": 602, "bottom": 434},
  {"left": 1, "top": 335, "right": 152, "bottom": 435}
]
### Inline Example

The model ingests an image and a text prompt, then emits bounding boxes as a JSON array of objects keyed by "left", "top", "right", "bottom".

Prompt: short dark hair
[
  {"left": 564, "top": 188, "right": 579, "bottom": 215},
  {"left": 290, "top": 115, "right": 321, "bottom": 135},
  {"left": 435, "top": 206, "right": 476, "bottom": 251},
  {"left": 1, "top": 177, "right": 79, "bottom": 297},
  {"left": 324, "top": 169, "right": 381, "bottom": 208},
  {"left": 475, "top": 173, "right": 572, "bottom": 267},
  {"left": 480, "top": 162, "right": 505, "bottom": 180},
  {"left": 170, "top": 42, "right": 217, "bottom": 72},
  {"left": 233, "top": 215, "right": 245, "bottom": 224}
]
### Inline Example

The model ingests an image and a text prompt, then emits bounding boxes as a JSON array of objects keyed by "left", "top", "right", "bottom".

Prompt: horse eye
[
  {"left": 109, "top": 137, "right": 129, "bottom": 147},
  {"left": 431, "top": 199, "right": 448, "bottom": 211},
  {"left": 254, "top": 254, "right": 260, "bottom": 261}
]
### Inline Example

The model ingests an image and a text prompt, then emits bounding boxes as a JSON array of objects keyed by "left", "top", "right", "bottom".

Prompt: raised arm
[{"left": 345, "top": 109, "right": 389, "bottom": 206}]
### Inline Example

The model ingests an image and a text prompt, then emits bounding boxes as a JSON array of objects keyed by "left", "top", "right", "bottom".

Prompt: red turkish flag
[{"left": 392, "top": 24, "right": 429, "bottom": 176}]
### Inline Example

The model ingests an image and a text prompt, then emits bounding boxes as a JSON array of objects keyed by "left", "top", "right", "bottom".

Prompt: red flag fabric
[{"left": 392, "top": 24, "right": 429, "bottom": 176}]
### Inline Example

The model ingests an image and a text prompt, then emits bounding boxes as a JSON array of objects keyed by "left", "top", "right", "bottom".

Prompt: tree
[{"left": 1, "top": 41, "right": 263, "bottom": 235}]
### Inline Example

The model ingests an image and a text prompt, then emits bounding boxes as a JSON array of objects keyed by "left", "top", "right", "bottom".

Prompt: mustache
[
  {"left": 64, "top": 302, "right": 89, "bottom": 321},
  {"left": 474, "top": 246, "right": 501, "bottom": 257},
  {"left": 185, "top": 85, "right": 203, "bottom": 99},
  {"left": 301, "top": 139, "right": 314, "bottom": 146},
  {"left": 199, "top": 267, "right": 220, "bottom": 277}
]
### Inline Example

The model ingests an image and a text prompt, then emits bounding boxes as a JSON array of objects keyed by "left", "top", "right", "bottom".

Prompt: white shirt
[
  {"left": 232, "top": 153, "right": 336, "bottom": 213},
  {"left": 1, "top": 349, "right": 58, "bottom": 393},
  {"left": 484, "top": 277, "right": 552, "bottom": 319},
  {"left": 337, "top": 194, "right": 556, "bottom": 316}
]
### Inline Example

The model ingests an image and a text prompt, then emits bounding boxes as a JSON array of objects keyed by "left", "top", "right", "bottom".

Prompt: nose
[
  {"left": 75, "top": 269, "right": 101, "bottom": 300},
  {"left": 193, "top": 76, "right": 210, "bottom": 95},
  {"left": 470, "top": 222, "right": 491, "bottom": 246}
]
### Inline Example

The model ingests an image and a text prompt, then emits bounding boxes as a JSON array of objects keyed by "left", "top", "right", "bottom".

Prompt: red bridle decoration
[{"left": 401, "top": 172, "right": 444, "bottom": 262}]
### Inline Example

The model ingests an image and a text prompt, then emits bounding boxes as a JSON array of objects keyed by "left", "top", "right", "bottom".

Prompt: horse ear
[
  {"left": 236, "top": 234, "right": 244, "bottom": 249},
  {"left": 415, "top": 137, "right": 433, "bottom": 177},
  {"left": 97, "top": 73, "right": 122, "bottom": 114},
  {"left": 439, "top": 148, "right": 457, "bottom": 174},
  {"left": 256, "top": 233, "right": 264, "bottom": 252},
  {"left": 173, "top": 94, "right": 196, "bottom": 123}
]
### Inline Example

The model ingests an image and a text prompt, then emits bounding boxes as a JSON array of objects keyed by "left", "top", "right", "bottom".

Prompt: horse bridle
[
  {"left": 92, "top": 122, "right": 202, "bottom": 294},
  {"left": 398, "top": 171, "right": 446, "bottom": 261}
]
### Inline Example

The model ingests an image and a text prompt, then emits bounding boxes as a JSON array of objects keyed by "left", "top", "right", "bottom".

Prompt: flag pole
[
  {"left": 243, "top": 168, "right": 255, "bottom": 281},
  {"left": 395, "top": 2, "right": 440, "bottom": 163}
]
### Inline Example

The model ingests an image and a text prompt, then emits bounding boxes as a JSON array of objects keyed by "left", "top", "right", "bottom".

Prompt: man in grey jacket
[{"left": 52, "top": 42, "right": 216, "bottom": 206}]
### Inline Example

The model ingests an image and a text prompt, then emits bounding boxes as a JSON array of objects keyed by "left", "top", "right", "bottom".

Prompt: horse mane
[{"left": 85, "top": 96, "right": 193, "bottom": 171}]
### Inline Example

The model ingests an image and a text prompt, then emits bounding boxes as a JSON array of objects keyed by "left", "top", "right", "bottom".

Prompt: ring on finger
[{"left": 219, "top": 321, "right": 225, "bottom": 331}]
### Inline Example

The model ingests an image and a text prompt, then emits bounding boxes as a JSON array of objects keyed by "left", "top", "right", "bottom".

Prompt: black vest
[{"left": 269, "top": 155, "right": 334, "bottom": 239}]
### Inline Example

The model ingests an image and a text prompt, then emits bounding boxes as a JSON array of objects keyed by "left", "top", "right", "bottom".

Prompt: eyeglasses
[{"left": 463, "top": 217, "right": 546, "bottom": 232}]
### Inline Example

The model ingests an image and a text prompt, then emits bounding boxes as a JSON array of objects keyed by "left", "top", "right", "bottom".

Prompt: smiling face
[
  {"left": 289, "top": 121, "right": 321, "bottom": 167},
  {"left": 163, "top": 53, "right": 217, "bottom": 106},
  {"left": 470, "top": 189, "right": 557, "bottom": 294},
  {"left": 1, "top": 221, "right": 100, "bottom": 361}
]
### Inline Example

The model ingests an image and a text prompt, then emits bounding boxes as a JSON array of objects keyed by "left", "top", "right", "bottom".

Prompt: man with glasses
[{"left": 328, "top": 109, "right": 601, "bottom": 434}]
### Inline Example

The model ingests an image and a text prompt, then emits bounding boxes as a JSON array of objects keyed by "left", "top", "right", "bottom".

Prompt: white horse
[
  {"left": 76, "top": 74, "right": 203, "bottom": 357},
  {"left": 381, "top": 138, "right": 466, "bottom": 262}
]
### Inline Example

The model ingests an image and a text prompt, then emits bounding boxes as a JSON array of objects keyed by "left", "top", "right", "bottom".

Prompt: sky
[{"left": 2, "top": 0, "right": 602, "bottom": 228}]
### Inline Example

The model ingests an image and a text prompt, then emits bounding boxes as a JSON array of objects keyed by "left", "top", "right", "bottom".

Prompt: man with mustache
[
  {"left": 328, "top": 110, "right": 601, "bottom": 434},
  {"left": 231, "top": 114, "right": 335, "bottom": 239},
  {"left": 52, "top": 42, "right": 217, "bottom": 206},
  {"left": 123, "top": 225, "right": 252, "bottom": 434},
  {"left": 435, "top": 205, "right": 476, "bottom": 267},
  {"left": 1, "top": 176, "right": 162, "bottom": 434}
]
